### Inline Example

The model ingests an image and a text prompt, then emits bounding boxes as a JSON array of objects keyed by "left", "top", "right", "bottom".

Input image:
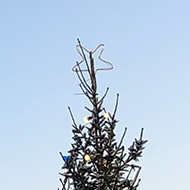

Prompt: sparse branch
[
  {"left": 97, "top": 87, "right": 109, "bottom": 107},
  {"left": 77, "top": 38, "right": 91, "bottom": 76},
  {"left": 118, "top": 127, "right": 127, "bottom": 148},
  {"left": 112, "top": 93, "right": 119, "bottom": 120},
  {"left": 126, "top": 165, "right": 133, "bottom": 179},
  {"left": 131, "top": 165, "right": 141, "bottom": 186},
  {"left": 84, "top": 106, "right": 94, "bottom": 114},
  {"left": 75, "top": 62, "right": 93, "bottom": 95},
  {"left": 140, "top": 127, "right": 144, "bottom": 140},
  {"left": 68, "top": 107, "right": 77, "bottom": 127},
  {"left": 76, "top": 77, "right": 90, "bottom": 99},
  {"left": 59, "top": 178, "right": 64, "bottom": 189},
  {"left": 78, "top": 84, "right": 95, "bottom": 106}
]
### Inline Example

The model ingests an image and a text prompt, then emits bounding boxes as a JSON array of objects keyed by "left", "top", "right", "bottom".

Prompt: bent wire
[{"left": 72, "top": 44, "right": 113, "bottom": 73}]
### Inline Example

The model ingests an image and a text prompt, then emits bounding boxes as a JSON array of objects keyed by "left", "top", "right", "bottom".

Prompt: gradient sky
[{"left": 0, "top": 1, "right": 190, "bottom": 190}]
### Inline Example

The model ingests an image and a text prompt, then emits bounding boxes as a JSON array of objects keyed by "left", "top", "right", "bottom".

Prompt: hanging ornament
[
  {"left": 60, "top": 152, "right": 69, "bottom": 163},
  {"left": 63, "top": 156, "right": 69, "bottom": 162}
]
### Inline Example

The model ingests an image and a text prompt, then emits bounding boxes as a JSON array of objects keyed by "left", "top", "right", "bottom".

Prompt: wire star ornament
[{"left": 72, "top": 39, "right": 113, "bottom": 73}]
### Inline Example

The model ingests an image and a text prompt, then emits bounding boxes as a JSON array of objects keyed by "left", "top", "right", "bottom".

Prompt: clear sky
[{"left": 0, "top": 0, "right": 190, "bottom": 190}]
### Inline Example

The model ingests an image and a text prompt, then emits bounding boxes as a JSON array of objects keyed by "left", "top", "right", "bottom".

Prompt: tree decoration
[{"left": 58, "top": 39, "right": 147, "bottom": 190}]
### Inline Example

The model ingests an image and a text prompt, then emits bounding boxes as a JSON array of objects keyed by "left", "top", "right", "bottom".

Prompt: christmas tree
[{"left": 58, "top": 39, "right": 147, "bottom": 190}]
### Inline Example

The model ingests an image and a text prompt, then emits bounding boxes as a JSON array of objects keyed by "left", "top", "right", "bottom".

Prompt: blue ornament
[{"left": 63, "top": 156, "right": 68, "bottom": 162}]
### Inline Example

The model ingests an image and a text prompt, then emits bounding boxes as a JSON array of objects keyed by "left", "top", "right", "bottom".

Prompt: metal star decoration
[{"left": 72, "top": 39, "right": 113, "bottom": 73}]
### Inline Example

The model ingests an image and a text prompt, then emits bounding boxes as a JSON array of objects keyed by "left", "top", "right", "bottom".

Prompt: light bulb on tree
[
  {"left": 83, "top": 116, "right": 89, "bottom": 122},
  {"left": 83, "top": 116, "right": 92, "bottom": 122},
  {"left": 103, "top": 112, "right": 109, "bottom": 119},
  {"left": 84, "top": 153, "right": 91, "bottom": 162}
]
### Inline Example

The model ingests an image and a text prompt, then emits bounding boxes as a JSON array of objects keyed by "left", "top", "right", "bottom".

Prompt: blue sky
[{"left": 0, "top": 0, "right": 190, "bottom": 189}]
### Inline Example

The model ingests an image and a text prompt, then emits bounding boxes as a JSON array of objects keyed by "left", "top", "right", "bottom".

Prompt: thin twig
[
  {"left": 118, "top": 127, "right": 127, "bottom": 150},
  {"left": 59, "top": 178, "right": 64, "bottom": 187},
  {"left": 131, "top": 165, "right": 141, "bottom": 186},
  {"left": 140, "top": 128, "right": 144, "bottom": 140},
  {"left": 59, "top": 152, "right": 64, "bottom": 161},
  {"left": 102, "top": 107, "right": 111, "bottom": 123},
  {"left": 126, "top": 166, "right": 133, "bottom": 179},
  {"left": 77, "top": 39, "right": 91, "bottom": 76},
  {"left": 75, "top": 63, "right": 93, "bottom": 95},
  {"left": 112, "top": 93, "right": 119, "bottom": 120},
  {"left": 113, "top": 127, "right": 127, "bottom": 157},
  {"left": 59, "top": 172, "right": 65, "bottom": 176},
  {"left": 68, "top": 107, "right": 77, "bottom": 127},
  {"left": 89, "top": 51, "right": 97, "bottom": 93},
  {"left": 84, "top": 106, "right": 95, "bottom": 114},
  {"left": 134, "top": 179, "right": 141, "bottom": 188},
  {"left": 78, "top": 84, "right": 94, "bottom": 105},
  {"left": 76, "top": 61, "right": 92, "bottom": 94},
  {"left": 120, "top": 154, "right": 133, "bottom": 168},
  {"left": 97, "top": 87, "right": 109, "bottom": 106}
]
